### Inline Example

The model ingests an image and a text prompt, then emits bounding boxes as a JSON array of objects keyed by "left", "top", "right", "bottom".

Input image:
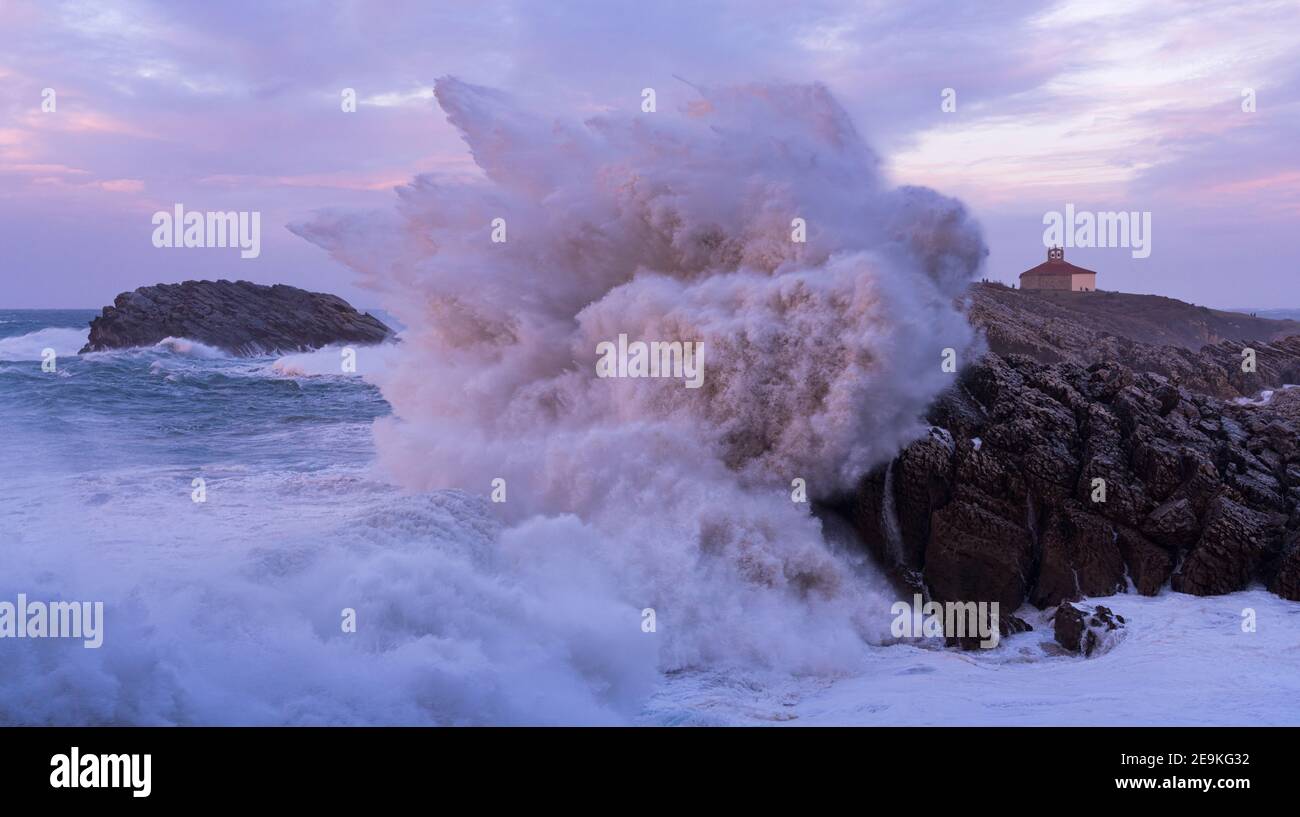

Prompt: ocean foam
[
  {"left": 292, "top": 78, "right": 988, "bottom": 700},
  {"left": 0, "top": 327, "right": 88, "bottom": 361}
]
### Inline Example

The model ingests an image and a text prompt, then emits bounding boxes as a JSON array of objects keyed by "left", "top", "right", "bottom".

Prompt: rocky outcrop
[
  {"left": 970, "top": 284, "right": 1300, "bottom": 399},
  {"left": 848, "top": 303, "right": 1300, "bottom": 625},
  {"left": 970, "top": 283, "right": 1300, "bottom": 375},
  {"left": 1054, "top": 602, "right": 1126, "bottom": 657},
  {"left": 81, "top": 280, "right": 393, "bottom": 356}
]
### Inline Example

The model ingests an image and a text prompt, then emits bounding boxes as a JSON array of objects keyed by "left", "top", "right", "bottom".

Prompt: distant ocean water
[
  {"left": 0, "top": 310, "right": 388, "bottom": 471},
  {"left": 1230, "top": 308, "right": 1300, "bottom": 321},
  {"left": 3, "top": 308, "right": 1300, "bottom": 725}
]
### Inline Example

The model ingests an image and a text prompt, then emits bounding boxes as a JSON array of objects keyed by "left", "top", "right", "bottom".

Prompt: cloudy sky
[{"left": 3, "top": 0, "right": 1298, "bottom": 309}]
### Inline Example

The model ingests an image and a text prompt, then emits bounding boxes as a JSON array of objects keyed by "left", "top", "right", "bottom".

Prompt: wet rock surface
[
  {"left": 849, "top": 286, "right": 1300, "bottom": 621},
  {"left": 1053, "top": 602, "right": 1126, "bottom": 657}
]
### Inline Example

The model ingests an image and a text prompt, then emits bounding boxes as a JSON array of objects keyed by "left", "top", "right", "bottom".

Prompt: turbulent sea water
[{"left": 3, "top": 309, "right": 1300, "bottom": 726}]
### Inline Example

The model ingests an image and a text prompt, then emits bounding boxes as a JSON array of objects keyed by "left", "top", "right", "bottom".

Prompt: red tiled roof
[{"left": 1019, "top": 259, "right": 1097, "bottom": 279}]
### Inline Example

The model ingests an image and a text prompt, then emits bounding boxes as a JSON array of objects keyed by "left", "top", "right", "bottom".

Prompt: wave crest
[{"left": 0, "top": 327, "right": 88, "bottom": 361}]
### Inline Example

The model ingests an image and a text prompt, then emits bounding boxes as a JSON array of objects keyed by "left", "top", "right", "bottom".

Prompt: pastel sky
[{"left": 3, "top": 0, "right": 1298, "bottom": 309}]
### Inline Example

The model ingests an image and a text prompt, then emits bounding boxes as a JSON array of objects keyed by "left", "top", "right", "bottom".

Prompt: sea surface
[{"left": 2, "top": 309, "right": 1299, "bottom": 725}]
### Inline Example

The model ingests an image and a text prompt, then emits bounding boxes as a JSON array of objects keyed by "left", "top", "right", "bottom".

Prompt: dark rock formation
[
  {"left": 971, "top": 284, "right": 1300, "bottom": 400},
  {"left": 970, "top": 283, "right": 1300, "bottom": 387},
  {"left": 81, "top": 280, "right": 393, "bottom": 356},
  {"left": 847, "top": 287, "right": 1300, "bottom": 632},
  {"left": 1054, "top": 602, "right": 1126, "bottom": 657},
  {"left": 1272, "top": 531, "right": 1300, "bottom": 600}
]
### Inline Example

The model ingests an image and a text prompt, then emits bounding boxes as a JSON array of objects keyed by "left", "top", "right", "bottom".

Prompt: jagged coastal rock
[
  {"left": 845, "top": 283, "right": 1300, "bottom": 636},
  {"left": 1053, "top": 602, "right": 1126, "bottom": 657},
  {"left": 80, "top": 280, "right": 393, "bottom": 356}
]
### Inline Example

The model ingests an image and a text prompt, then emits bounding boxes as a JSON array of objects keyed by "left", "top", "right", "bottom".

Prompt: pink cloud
[{"left": 97, "top": 178, "right": 146, "bottom": 193}]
